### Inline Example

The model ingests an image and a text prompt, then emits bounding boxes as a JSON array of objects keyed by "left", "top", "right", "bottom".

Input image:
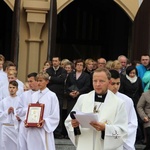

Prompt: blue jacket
[{"left": 136, "top": 64, "right": 146, "bottom": 89}]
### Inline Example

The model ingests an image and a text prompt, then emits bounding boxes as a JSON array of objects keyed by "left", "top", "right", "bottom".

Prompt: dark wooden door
[
  {"left": 56, "top": 0, "right": 132, "bottom": 61},
  {"left": 132, "top": 0, "right": 150, "bottom": 61},
  {"left": 0, "top": 1, "right": 12, "bottom": 60}
]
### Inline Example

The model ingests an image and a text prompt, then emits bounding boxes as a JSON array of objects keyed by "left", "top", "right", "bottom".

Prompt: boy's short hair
[
  {"left": 36, "top": 72, "right": 49, "bottom": 81},
  {"left": 109, "top": 69, "right": 120, "bottom": 79},
  {"left": 9, "top": 80, "right": 18, "bottom": 88},
  {"left": 27, "top": 72, "right": 37, "bottom": 79},
  {"left": 3, "top": 61, "right": 14, "bottom": 71}
]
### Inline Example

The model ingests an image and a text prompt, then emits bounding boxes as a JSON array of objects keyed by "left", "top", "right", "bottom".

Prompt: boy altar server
[
  {"left": 65, "top": 68, "right": 128, "bottom": 150},
  {"left": 25, "top": 72, "right": 60, "bottom": 150},
  {"left": 108, "top": 69, "right": 137, "bottom": 150},
  {"left": 16, "top": 72, "right": 39, "bottom": 150},
  {"left": 0, "top": 80, "right": 21, "bottom": 150}
]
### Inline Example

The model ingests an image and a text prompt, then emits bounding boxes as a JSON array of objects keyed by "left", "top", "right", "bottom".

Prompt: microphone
[{"left": 70, "top": 111, "right": 81, "bottom": 136}]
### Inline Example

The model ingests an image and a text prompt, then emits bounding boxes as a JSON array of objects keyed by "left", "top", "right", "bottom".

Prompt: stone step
[
  {"left": 55, "top": 139, "right": 146, "bottom": 150},
  {"left": 55, "top": 139, "right": 75, "bottom": 150}
]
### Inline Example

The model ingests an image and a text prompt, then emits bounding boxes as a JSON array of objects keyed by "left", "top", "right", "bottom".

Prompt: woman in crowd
[
  {"left": 119, "top": 65, "right": 143, "bottom": 106},
  {"left": 42, "top": 60, "right": 51, "bottom": 72},
  {"left": 111, "top": 60, "right": 122, "bottom": 73},
  {"left": 66, "top": 59, "right": 91, "bottom": 114}
]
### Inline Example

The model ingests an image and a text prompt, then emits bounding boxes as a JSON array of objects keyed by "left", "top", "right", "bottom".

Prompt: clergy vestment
[
  {"left": 116, "top": 92, "right": 137, "bottom": 150},
  {"left": 0, "top": 95, "right": 20, "bottom": 150},
  {"left": 16, "top": 90, "right": 36, "bottom": 150},
  {"left": 26, "top": 88, "right": 59, "bottom": 150},
  {"left": 65, "top": 90, "right": 128, "bottom": 150}
]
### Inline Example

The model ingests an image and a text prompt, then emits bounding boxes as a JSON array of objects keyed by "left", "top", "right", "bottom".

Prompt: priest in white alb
[{"left": 65, "top": 68, "right": 128, "bottom": 150}]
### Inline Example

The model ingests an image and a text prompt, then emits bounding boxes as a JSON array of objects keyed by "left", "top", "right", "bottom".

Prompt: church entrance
[
  {"left": 0, "top": 1, "right": 12, "bottom": 60},
  {"left": 56, "top": 0, "right": 132, "bottom": 61}
]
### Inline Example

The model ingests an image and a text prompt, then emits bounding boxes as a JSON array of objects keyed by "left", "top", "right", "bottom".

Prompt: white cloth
[
  {"left": 116, "top": 92, "right": 138, "bottom": 150},
  {"left": 0, "top": 72, "right": 7, "bottom": 82},
  {"left": 65, "top": 90, "right": 128, "bottom": 150},
  {"left": 0, "top": 96, "right": 20, "bottom": 150},
  {"left": 0, "top": 72, "right": 7, "bottom": 96},
  {"left": 16, "top": 90, "right": 36, "bottom": 150},
  {"left": 26, "top": 88, "right": 59, "bottom": 150},
  {"left": 0, "top": 101, "right": 2, "bottom": 150},
  {"left": 17, "top": 90, "right": 35, "bottom": 120}
]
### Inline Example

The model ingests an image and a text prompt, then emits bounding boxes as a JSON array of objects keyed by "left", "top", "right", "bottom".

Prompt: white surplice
[
  {"left": 26, "top": 88, "right": 60, "bottom": 150},
  {"left": 16, "top": 90, "right": 35, "bottom": 150},
  {"left": 116, "top": 92, "right": 137, "bottom": 150},
  {"left": 65, "top": 90, "right": 128, "bottom": 150},
  {"left": 0, "top": 95, "right": 20, "bottom": 150}
]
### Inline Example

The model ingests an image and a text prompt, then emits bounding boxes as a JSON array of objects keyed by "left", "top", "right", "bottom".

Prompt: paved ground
[{"left": 55, "top": 139, "right": 146, "bottom": 150}]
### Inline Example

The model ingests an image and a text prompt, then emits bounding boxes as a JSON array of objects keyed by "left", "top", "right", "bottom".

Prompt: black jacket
[{"left": 46, "top": 67, "right": 67, "bottom": 97}]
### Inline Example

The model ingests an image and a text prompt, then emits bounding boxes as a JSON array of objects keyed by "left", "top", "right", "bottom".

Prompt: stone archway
[
  {"left": 114, "top": 0, "right": 139, "bottom": 21},
  {"left": 3, "top": 0, "right": 14, "bottom": 10}
]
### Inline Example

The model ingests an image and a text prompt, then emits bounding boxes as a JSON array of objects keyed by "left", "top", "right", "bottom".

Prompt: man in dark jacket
[{"left": 46, "top": 57, "right": 67, "bottom": 138}]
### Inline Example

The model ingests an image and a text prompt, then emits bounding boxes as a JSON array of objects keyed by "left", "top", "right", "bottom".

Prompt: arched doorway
[
  {"left": 56, "top": 0, "right": 132, "bottom": 61},
  {"left": 0, "top": 1, "right": 12, "bottom": 60}
]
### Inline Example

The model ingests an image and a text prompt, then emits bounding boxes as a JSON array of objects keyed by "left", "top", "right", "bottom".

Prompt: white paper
[{"left": 74, "top": 112, "right": 99, "bottom": 129}]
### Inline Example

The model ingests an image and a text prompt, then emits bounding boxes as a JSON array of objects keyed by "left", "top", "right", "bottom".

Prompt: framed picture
[{"left": 25, "top": 103, "right": 45, "bottom": 127}]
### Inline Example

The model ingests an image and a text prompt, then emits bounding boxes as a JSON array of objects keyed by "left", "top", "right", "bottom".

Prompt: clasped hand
[
  {"left": 70, "top": 91, "right": 79, "bottom": 98},
  {"left": 8, "top": 107, "right": 14, "bottom": 114},
  {"left": 37, "top": 119, "right": 45, "bottom": 128}
]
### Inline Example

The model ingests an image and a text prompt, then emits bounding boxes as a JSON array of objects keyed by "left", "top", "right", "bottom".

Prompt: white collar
[{"left": 126, "top": 75, "right": 137, "bottom": 83}]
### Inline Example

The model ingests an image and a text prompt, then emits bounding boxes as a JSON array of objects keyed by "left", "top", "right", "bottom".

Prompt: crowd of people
[{"left": 0, "top": 53, "right": 150, "bottom": 150}]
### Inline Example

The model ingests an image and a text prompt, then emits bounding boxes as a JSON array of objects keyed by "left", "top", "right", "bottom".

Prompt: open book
[{"left": 74, "top": 112, "right": 99, "bottom": 129}]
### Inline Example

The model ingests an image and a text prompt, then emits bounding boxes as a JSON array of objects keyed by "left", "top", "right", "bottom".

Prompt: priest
[{"left": 65, "top": 68, "right": 128, "bottom": 150}]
